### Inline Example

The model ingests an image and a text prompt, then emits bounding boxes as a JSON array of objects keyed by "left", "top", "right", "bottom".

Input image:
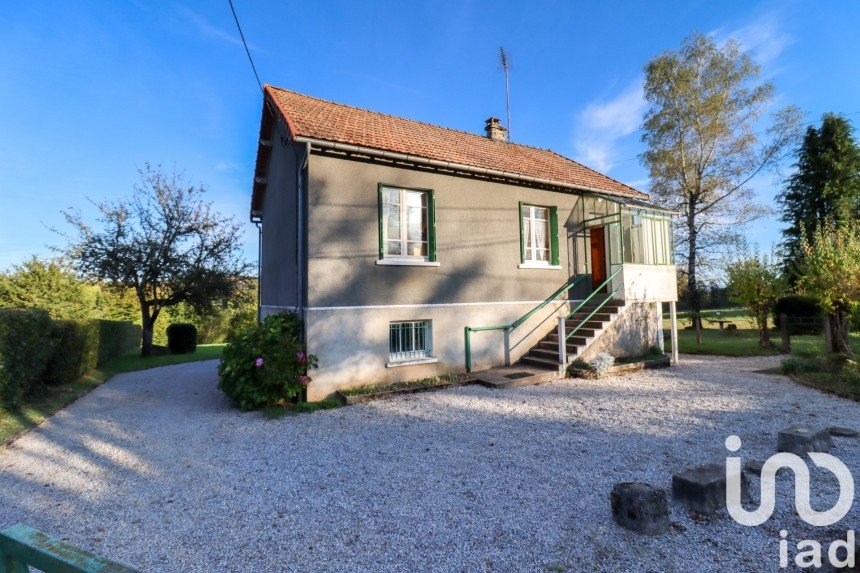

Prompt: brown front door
[{"left": 590, "top": 226, "right": 607, "bottom": 292}]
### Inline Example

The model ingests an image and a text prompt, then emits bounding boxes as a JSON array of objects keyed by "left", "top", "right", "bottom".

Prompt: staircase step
[
  {"left": 546, "top": 334, "right": 591, "bottom": 346},
  {"left": 520, "top": 355, "right": 562, "bottom": 370},
  {"left": 530, "top": 347, "right": 561, "bottom": 360},
  {"left": 538, "top": 341, "right": 584, "bottom": 352},
  {"left": 568, "top": 312, "right": 615, "bottom": 322}
]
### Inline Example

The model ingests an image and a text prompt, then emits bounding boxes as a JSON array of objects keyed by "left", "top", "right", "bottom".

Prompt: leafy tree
[
  {"left": 60, "top": 164, "right": 250, "bottom": 356},
  {"left": 796, "top": 220, "right": 860, "bottom": 354},
  {"left": 778, "top": 114, "right": 860, "bottom": 281},
  {"left": 726, "top": 252, "right": 787, "bottom": 348},
  {"left": 0, "top": 257, "right": 98, "bottom": 320},
  {"left": 641, "top": 32, "right": 801, "bottom": 325}
]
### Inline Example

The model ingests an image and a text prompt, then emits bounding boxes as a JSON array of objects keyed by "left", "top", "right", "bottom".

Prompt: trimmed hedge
[
  {"left": 0, "top": 308, "right": 54, "bottom": 405},
  {"left": 0, "top": 309, "right": 140, "bottom": 406},
  {"left": 167, "top": 322, "right": 197, "bottom": 354},
  {"left": 96, "top": 320, "right": 141, "bottom": 366},
  {"left": 772, "top": 295, "right": 822, "bottom": 335},
  {"left": 45, "top": 319, "right": 99, "bottom": 385}
]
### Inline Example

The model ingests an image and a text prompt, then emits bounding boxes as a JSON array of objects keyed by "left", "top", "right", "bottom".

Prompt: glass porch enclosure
[{"left": 568, "top": 194, "right": 674, "bottom": 293}]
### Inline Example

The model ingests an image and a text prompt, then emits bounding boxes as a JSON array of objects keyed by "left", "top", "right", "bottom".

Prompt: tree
[
  {"left": 778, "top": 114, "right": 860, "bottom": 281},
  {"left": 60, "top": 164, "right": 250, "bottom": 356},
  {"left": 641, "top": 33, "right": 801, "bottom": 326},
  {"left": 0, "top": 257, "right": 98, "bottom": 320},
  {"left": 725, "top": 252, "right": 787, "bottom": 348},
  {"left": 796, "top": 220, "right": 860, "bottom": 355}
]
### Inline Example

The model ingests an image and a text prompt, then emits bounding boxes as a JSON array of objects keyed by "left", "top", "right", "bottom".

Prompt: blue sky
[{"left": 1, "top": 1, "right": 859, "bottom": 274}]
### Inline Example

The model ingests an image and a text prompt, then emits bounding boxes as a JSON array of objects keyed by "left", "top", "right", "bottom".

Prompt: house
[{"left": 250, "top": 85, "right": 679, "bottom": 401}]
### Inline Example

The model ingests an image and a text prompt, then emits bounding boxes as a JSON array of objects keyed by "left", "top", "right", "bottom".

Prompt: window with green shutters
[
  {"left": 519, "top": 202, "right": 559, "bottom": 266},
  {"left": 377, "top": 184, "right": 437, "bottom": 262}
]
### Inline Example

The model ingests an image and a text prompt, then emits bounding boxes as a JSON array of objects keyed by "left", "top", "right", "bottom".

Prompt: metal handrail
[
  {"left": 563, "top": 266, "right": 623, "bottom": 322},
  {"left": 565, "top": 283, "right": 625, "bottom": 341},
  {"left": 464, "top": 274, "right": 587, "bottom": 372}
]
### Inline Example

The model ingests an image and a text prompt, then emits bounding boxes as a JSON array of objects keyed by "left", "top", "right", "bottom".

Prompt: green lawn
[
  {"left": 0, "top": 344, "right": 225, "bottom": 446},
  {"left": 663, "top": 308, "right": 858, "bottom": 357}
]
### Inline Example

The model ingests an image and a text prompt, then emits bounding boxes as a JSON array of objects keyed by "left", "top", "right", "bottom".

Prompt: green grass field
[
  {"left": 662, "top": 308, "right": 859, "bottom": 357},
  {"left": 0, "top": 344, "right": 225, "bottom": 445}
]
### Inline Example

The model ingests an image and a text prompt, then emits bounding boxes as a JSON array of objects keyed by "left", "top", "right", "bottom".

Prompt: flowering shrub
[
  {"left": 589, "top": 352, "right": 615, "bottom": 377},
  {"left": 217, "top": 312, "right": 318, "bottom": 410}
]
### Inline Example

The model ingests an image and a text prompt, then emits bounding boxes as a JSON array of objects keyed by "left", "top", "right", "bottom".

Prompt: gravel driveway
[{"left": 1, "top": 355, "right": 858, "bottom": 572}]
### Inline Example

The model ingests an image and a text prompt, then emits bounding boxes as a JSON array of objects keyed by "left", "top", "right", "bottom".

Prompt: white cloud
[
  {"left": 712, "top": 12, "right": 791, "bottom": 71},
  {"left": 571, "top": 79, "right": 646, "bottom": 172},
  {"left": 175, "top": 6, "right": 267, "bottom": 54}
]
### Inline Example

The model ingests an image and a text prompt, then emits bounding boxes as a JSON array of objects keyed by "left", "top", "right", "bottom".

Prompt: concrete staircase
[{"left": 518, "top": 299, "right": 626, "bottom": 371}]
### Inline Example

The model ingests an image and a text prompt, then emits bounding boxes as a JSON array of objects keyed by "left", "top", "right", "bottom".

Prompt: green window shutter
[
  {"left": 518, "top": 201, "right": 525, "bottom": 264},
  {"left": 377, "top": 183, "right": 384, "bottom": 260},
  {"left": 427, "top": 190, "right": 437, "bottom": 262},
  {"left": 549, "top": 205, "right": 559, "bottom": 266}
]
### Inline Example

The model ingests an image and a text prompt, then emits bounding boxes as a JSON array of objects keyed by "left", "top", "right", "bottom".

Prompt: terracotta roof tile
[{"left": 263, "top": 85, "right": 648, "bottom": 199}]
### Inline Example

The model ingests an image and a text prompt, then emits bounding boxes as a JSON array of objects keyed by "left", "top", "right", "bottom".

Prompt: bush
[
  {"left": 167, "top": 323, "right": 198, "bottom": 354},
  {"left": 0, "top": 308, "right": 54, "bottom": 405},
  {"left": 45, "top": 319, "right": 98, "bottom": 385},
  {"left": 781, "top": 356, "right": 821, "bottom": 375},
  {"left": 96, "top": 320, "right": 141, "bottom": 365},
  {"left": 218, "top": 313, "right": 318, "bottom": 410},
  {"left": 589, "top": 352, "right": 615, "bottom": 376},
  {"left": 772, "top": 295, "right": 822, "bottom": 335}
]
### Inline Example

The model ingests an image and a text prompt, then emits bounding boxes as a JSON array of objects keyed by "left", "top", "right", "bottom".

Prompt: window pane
[
  {"left": 523, "top": 217, "right": 532, "bottom": 250},
  {"left": 535, "top": 248, "right": 549, "bottom": 262},
  {"left": 383, "top": 188, "right": 400, "bottom": 205},
  {"left": 407, "top": 206, "right": 425, "bottom": 241},
  {"left": 534, "top": 218, "right": 548, "bottom": 250},
  {"left": 385, "top": 240, "right": 402, "bottom": 256},
  {"left": 534, "top": 207, "right": 548, "bottom": 221},
  {"left": 406, "top": 241, "right": 427, "bottom": 257},
  {"left": 405, "top": 191, "right": 425, "bottom": 208},
  {"left": 384, "top": 204, "right": 400, "bottom": 241}
]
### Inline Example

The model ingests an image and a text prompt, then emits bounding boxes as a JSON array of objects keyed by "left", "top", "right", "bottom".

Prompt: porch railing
[
  {"left": 0, "top": 524, "right": 140, "bottom": 572},
  {"left": 556, "top": 267, "right": 624, "bottom": 365},
  {"left": 464, "top": 274, "right": 586, "bottom": 372}
]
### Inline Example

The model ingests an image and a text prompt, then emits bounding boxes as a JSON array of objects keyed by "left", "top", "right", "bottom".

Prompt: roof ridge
[
  {"left": 543, "top": 148, "right": 645, "bottom": 196},
  {"left": 262, "top": 84, "right": 649, "bottom": 199},
  {"left": 266, "top": 84, "right": 563, "bottom": 155}
]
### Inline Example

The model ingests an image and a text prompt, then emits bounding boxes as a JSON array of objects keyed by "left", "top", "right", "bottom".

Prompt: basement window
[{"left": 388, "top": 320, "right": 435, "bottom": 365}]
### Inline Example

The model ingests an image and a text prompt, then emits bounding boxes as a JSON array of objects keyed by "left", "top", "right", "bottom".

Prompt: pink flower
[
  {"left": 255, "top": 357, "right": 264, "bottom": 367},
  {"left": 298, "top": 375, "right": 310, "bottom": 385},
  {"left": 296, "top": 351, "right": 307, "bottom": 365}
]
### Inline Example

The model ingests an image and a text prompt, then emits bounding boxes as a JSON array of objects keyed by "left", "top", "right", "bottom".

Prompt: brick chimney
[{"left": 484, "top": 117, "right": 508, "bottom": 142}]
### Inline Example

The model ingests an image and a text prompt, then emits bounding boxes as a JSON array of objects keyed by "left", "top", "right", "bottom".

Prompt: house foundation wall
[
  {"left": 579, "top": 302, "right": 662, "bottom": 362},
  {"left": 301, "top": 300, "right": 575, "bottom": 400}
]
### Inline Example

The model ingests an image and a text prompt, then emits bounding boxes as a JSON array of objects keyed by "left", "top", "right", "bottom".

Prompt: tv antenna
[{"left": 499, "top": 47, "right": 511, "bottom": 141}]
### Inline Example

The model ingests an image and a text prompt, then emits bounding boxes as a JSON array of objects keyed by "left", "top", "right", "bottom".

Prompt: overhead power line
[{"left": 228, "top": 0, "right": 263, "bottom": 92}]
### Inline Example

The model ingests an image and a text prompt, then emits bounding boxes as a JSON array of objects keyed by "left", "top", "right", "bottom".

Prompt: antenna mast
[{"left": 499, "top": 47, "right": 511, "bottom": 141}]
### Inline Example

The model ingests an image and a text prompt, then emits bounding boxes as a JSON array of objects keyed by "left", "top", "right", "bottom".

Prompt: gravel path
[{"left": 1, "top": 355, "right": 857, "bottom": 572}]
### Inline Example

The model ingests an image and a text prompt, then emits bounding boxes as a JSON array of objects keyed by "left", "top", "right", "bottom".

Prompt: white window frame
[
  {"left": 381, "top": 187, "right": 429, "bottom": 261},
  {"left": 386, "top": 320, "right": 437, "bottom": 367},
  {"left": 521, "top": 204, "right": 551, "bottom": 265}
]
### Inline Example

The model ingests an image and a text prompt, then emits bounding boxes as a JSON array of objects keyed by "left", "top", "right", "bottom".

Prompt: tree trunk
[
  {"left": 141, "top": 323, "right": 154, "bottom": 357},
  {"left": 833, "top": 311, "right": 852, "bottom": 355},
  {"left": 140, "top": 303, "right": 154, "bottom": 357},
  {"left": 686, "top": 214, "right": 702, "bottom": 331},
  {"left": 758, "top": 313, "right": 772, "bottom": 348},
  {"left": 822, "top": 315, "right": 833, "bottom": 354}
]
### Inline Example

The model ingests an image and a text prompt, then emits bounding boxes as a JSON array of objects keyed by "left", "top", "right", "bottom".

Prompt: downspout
[
  {"left": 254, "top": 220, "right": 262, "bottom": 323},
  {"left": 296, "top": 141, "right": 310, "bottom": 318}
]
